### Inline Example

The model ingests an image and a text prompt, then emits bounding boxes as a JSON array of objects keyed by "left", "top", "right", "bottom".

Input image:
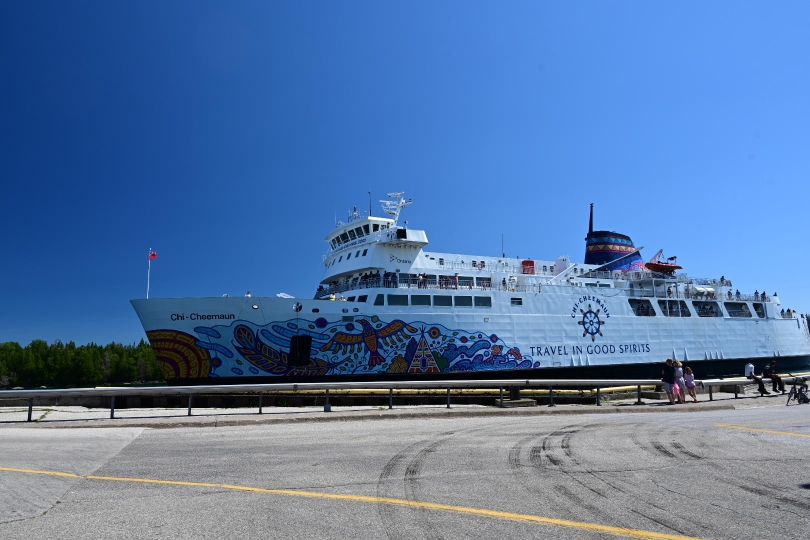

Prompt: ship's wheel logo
[{"left": 578, "top": 304, "right": 604, "bottom": 341}]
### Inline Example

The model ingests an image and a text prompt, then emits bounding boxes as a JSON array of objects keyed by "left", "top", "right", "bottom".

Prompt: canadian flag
[{"left": 149, "top": 251, "right": 158, "bottom": 260}]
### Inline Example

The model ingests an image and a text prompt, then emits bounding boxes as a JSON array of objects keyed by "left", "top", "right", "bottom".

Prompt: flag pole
[{"left": 147, "top": 247, "right": 151, "bottom": 299}]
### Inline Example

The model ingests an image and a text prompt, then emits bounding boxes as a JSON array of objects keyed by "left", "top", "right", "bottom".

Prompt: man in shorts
[{"left": 661, "top": 358, "right": 676, "bottom": 405}]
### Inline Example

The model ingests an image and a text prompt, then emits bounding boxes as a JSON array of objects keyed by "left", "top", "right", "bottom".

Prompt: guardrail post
[
  {"left": 636, "top": 385, "right": 643, "bottom": 405},
  {"left": 446, "top": 388, "right": 451, "bottom": 409},
  {"left": 548, "top": 386, "right": 555, "bottom": 407},
  {"left": 499, "top": 387, "right": 504, "bottom": 407},
  {"left": 27, "top": 398, "right": 33, "bottom": 422},
  {"left": 188, "top": 395, "right": 193, "bottom": 416},
  {"left": 388, "top": 388, "right": 393, "bottom": 409},
  {"left": 110, "top": 396, "right": 115, "bottom": 419},
  {"left": 596, "top": 387, "right": 601, "bottom": 406},
  {"left": 258, "top": 392, "right": 263, "bottom": 414},
  {"left": 324, "top": 389, "right": 331, "bottom": 412}
]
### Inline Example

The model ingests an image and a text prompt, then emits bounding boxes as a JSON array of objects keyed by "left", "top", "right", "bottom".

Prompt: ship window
[
  {"left": 454, "top": 296, "right": 473, "bottom": 307},
  {"left": 340, "top": 232, "right": 349, "bottom": 243},
  {"left": 363, "top": 224, "right": 370, "bottom": 235},
  {"left": 387, "top": 294, "right": 408, "bottom": 306},
  {"left": 311, "top": 308, "right": 319, "bottom": 313},
  {"left": 543, "top": 266, "right": 547, "bottom": 272},
  {"left": 347, "top": 296, "right": 355, "bottom": 302},
  {"left": 374, "top": 294, "right": 384, "bottom": 306},
  {"left": 373, "top": 224, "right": 380, "bottom": 232},
  {"left": 339, "top": 256, "right": 343, "bottom": 262},
  {"left": 411, "top": 295, "right": 431, "bottom": 306},
  {"left": 348, "top": 229, "right": 357, "bottom": 240},
  {"left": 459, "top": 276, "right": 474, "bottom": 288},
  {"left": 342, "top": 315, "right": 353, "bottom": 321},
  {"left": 434, "top": 295, "right": 452, "bottom": 307},
  {"left": 362, "top": 249, "right": 368, "bottom": 256},
  {"left": 474, "top": 296, "right": 492, "bottom": 307},
  {"left": 753, "top": 303, "right": 765, "bottom": 318},
  {"left": 399, "top": 273, "right": 417, "bottom": 286},
  {"left": 629, "top": 299, "right": 655, "bottom": 316},
  {"left": 355, "top": 251, "right": 360, "bottom": 258},
  {"left": 657, "top": 300, "right": 690, "bottom": 317},
  {"left": 694, "top": 301, "right": 721, "bottom": 317},
  {"left": 347, "top": 253, "right": 351, "bottom": 259},
  {"left": 357, "top": 295, "right": 368, "bottom": 302},
  {"left": 355, "top": 227, "right": 364, "bottom": 238},
  {"left": 511, "top": 298, "right": 523, "bottom": 306},
  {"left": 724, "top": 302, "right": 752, "bottom": 318}
]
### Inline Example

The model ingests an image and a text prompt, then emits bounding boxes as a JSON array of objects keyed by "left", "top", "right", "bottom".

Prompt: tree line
[{"left": 0, "top": 340, "right": 165, "bottom": 389}]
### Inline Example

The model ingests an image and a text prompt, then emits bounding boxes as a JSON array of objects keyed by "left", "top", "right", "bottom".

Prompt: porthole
[{"left": 312, "top": 308, "right": 320, "bottom": 313}]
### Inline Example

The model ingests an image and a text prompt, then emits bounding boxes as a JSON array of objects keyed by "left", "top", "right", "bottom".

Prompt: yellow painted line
[
  {"left": 728, "top": 417, "right": 810, "bottom": 427},
  {"left": 0, "top": 466, "right": 703, "bottom": 540},
  {"left": 716, "top": 424, "right": 810, "bottom": 438}
]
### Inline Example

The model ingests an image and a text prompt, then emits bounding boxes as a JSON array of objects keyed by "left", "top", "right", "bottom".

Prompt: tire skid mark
[
  {"left": 561, "top": 424, "right": 696, "bottom": 537},
  {"left": 376, "top": 425, "right": 493, "bottom": 540},
  {"left": 403, "top": 440, "right": 446, "bottom": 540},
  {"left": 377, "top": 439, "right": 426, "bottom": 540}
]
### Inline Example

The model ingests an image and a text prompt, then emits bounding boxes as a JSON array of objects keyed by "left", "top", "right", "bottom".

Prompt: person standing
[
  {"left": 762, "top": 360, "right": 785, "bottom": 393},
  {"left": 673, "top": 360, "right": 686, "bottom": 404},
  {"left": 683, "top": 366, "right": 698, "bottom": 403},
  {"left": 745, "top": 361, "right": 770, "bottom": 396},
  {"left": 661, "top": 358, "right": 676, "bottom": 405}
]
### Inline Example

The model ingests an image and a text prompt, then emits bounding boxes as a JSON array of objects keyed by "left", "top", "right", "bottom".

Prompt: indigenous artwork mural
[{"left": 146, "top": 316, "right": 537, "bottom": 379}]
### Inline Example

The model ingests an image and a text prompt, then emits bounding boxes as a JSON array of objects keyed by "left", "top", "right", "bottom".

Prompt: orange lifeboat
[{"left": 645, "top": 261, "right": 683, "bottom": 274}]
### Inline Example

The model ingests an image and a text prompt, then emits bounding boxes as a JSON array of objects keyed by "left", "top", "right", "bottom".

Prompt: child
[{"left": 684, "top": 366, "right": 698, "bottom": 403}]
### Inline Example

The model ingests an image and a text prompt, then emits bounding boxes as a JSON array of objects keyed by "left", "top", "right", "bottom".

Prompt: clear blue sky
[{"left": 2, "top": 2, "right": 809, "bottom": 347}]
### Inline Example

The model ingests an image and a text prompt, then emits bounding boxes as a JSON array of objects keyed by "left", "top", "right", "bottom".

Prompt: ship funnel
[{"left": 584, "top": 205, "right": 645, "bottom": 272}]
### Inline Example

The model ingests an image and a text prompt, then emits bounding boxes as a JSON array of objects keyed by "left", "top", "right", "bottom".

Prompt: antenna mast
[{"left": 379, "top": 192, "right": 412, "bottom": 226}]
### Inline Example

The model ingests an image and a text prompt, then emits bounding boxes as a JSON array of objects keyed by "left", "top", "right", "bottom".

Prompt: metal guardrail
[{"left": 3, "top": 374, "right": 808, "bottom": 422}]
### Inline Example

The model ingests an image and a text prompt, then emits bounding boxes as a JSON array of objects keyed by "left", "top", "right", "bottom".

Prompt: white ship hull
[{"left": 131, "top": 285, "right": 810, "bottom": 383}]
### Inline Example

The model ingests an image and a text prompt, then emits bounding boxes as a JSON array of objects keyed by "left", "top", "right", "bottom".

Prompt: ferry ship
[{"left": 131, "top": 193, "right": 810, "bottom": 384}]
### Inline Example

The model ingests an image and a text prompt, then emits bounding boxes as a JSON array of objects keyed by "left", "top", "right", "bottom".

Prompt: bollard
[
  {"left": 258, "top": 392, "right": 263, "bottom": 414},
  {"left": 636, "top": 385, "right": 643, "bottom": 405},
  {"left": 446, "top": 388, "right": 451, "bottom": 409},
  {"left": 27, "top": 398, "right": 33, "bottom": 422},
  {"left": 110, "top": 396, "right": 115, "bottom": 419},
  {"left": 499, "top": 387, "right": 504, "bottom": 408},
  {"left": 388, "top": 388, "right": 393, "bottom": 409},
  {"left": 596, "top": 387, "right": 601, "bottom": 406},
  {"left": 188, "top": 395, "right": 193, "bottom": 416},
  {"left": 509, "top": 386, "right": 521, "bottom": 400},
  {"left": 324, "top": 389, "right": 331, "bottom": 412},
  {"left": 548, "top": 386, "right": 555, "bottom": 407},
  {"left": 734, "top": 385, "right": 738, "bottom": 399},
  {"left": 709, "top": 386, "right": 713, "bottom": 401}
]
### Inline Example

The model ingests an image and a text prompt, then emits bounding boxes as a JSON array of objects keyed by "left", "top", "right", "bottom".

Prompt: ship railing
[
  {"left": 317, "top": 279, "right": 546, "bottom": 298},
  {"left": 316, "top": 277, "right": 777, "bottom": 303},
  {"left": 4, "top": 374, "right": 810, "bottom": 422},
  {"left": 621, "top": 288, "right": 770, "bottom": 303}
]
